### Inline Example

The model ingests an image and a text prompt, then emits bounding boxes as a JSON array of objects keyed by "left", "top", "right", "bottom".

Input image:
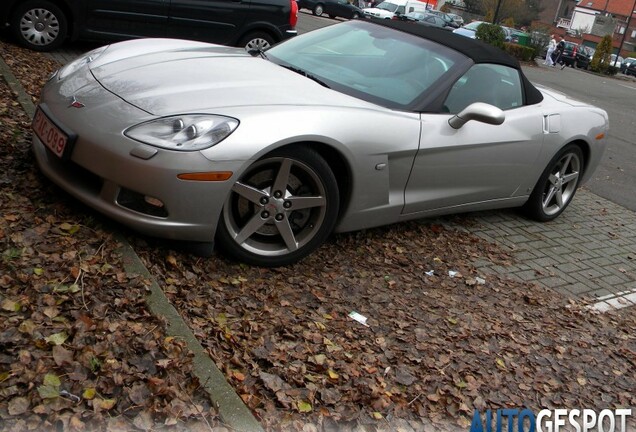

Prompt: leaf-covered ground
[
  {"left": 1, "top": 38, "right": 635, "bottom": 432},
  {"left": 0, "top": 41, "right": 218, "bottom": 431}
]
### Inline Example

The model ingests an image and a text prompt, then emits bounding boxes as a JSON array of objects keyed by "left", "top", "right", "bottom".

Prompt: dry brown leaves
[
  {"left": 2, "top": 37, "right": 636, "bottom": 432},
  {"left": 134, "top": 222, "right": 636, "bottom": 431},
  {"left": 0, "top": 41, "right": 216, "bottom": 431}
]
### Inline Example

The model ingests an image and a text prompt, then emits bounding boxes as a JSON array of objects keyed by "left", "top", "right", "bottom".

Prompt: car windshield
[
  {"left": 376, "top": 1, "right": 399, "bottom": 12},
  {"left": 464, "top": 21, "right": 483, "bottom": 30},
  {"left": 267, "top": 21, "right": 464, "bottom": 108}
]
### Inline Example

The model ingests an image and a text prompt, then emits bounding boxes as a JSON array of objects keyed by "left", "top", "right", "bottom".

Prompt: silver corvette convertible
[{"left": 33, "top": 20, "right": 609, "bottom": 267}]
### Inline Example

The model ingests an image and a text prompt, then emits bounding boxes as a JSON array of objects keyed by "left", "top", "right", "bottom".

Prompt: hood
[{"left": 89, "top": 39, "right": 368, "bottom": 116}]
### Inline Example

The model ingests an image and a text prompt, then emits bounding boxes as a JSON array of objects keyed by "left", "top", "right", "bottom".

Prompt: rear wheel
[
  {"left": 217, "top": 147, "right": 339, "bottom": 267},
  {"left": 313, "top": 4, "right": 324, "bottom": 15},
  {"left": 523, "top": 144, "right": 584, "bottom": 222},
  {"left": 11, "top": 0, "right": 67, "bottom": 51},
  {"left": 239, "top": 31, "right": 274, "bottom": 51}
]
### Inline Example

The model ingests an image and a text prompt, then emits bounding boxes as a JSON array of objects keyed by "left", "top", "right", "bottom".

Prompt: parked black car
[
  {"left": 559, "top": 41, "right": 593, "bottom": 69},
  {"left": 297, "top": 0, "right": 363, "bottom": 19},
  {"left": 621, "top": 57, "right": 636, "bottom": 74},
  {"left": 0, "top": 0, "right": 298, "bottom": 51},
  {"left": 625, "top": 60, "right": 636, "bottom": 77},
  {"left": 424, "top": 10, "right": 459, "bottom": 28},
  {"left": 398, "top": 12, "right": 452, "bottom": 30}
]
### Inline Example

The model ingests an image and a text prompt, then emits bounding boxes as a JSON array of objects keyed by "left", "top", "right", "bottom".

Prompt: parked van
[
  {"left": 363, "top": 0, "right": 428, "bottom": 19},
  {"left": 1, "top": 0, "right": 298, "bottom": 51}
]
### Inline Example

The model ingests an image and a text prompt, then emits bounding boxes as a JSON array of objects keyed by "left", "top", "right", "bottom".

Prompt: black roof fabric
[
  {"left": 372, "top": 18, "right": 519, "bottom": 68},
  {"left": 369, "top": 19, "right": 544, "bottom": 105}
]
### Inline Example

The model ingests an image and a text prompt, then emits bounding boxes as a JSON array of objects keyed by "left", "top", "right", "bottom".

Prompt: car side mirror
[{"left": 448, "top": 102, "right": 505, "bottom": 129}]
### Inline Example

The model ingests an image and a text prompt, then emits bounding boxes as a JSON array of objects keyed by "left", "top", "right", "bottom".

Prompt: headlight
[
  {"left": 124, "top": 115, "right": 239, "bottom": 151},
  {"left": 57, "top": 45, "right": 109, "bottom": 80}
]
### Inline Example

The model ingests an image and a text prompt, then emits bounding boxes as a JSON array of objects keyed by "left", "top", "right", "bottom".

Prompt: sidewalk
[{"left": 462, "top": 190, "right": 636, "bottom": 311}]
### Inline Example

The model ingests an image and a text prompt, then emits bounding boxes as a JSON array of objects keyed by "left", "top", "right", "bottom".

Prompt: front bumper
[{"left": 33, "top": 76, "right": 243, "bottom": 242}]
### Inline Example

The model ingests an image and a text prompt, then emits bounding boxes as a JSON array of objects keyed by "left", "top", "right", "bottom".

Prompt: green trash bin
[{"left": 516, "top": 33, "right": 530, "bottom": 46}]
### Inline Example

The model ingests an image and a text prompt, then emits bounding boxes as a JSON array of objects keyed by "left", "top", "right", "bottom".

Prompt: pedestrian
[
  {"left": 544, "top": 34, "right": 556, "bottom": 66},
  {"left": 552, "top": 36, "right": 566, "bottom": 69}
]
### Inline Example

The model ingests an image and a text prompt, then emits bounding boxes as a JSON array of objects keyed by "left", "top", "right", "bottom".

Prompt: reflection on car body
[{"left": 32, "top": 20, "right": 609, "bottom": 267}]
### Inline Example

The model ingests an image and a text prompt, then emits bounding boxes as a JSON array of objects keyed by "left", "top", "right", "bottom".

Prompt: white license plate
[{"left": 32, "top": 108, "right": 70, "bottom": 159}]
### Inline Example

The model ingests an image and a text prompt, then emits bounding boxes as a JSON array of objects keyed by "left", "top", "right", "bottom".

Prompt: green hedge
[
  {"left": 503, "top": 43, "right": 535, "bottom": 62},
  {"left": 475, "top": 23, "right": 506, "bottom": 49}
]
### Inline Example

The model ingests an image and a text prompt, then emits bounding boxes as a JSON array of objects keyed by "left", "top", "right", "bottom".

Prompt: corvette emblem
[{"left": 68, "top": 96, "right": 85, "bottom": 108}]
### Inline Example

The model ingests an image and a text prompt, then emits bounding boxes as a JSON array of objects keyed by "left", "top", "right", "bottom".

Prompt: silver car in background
[{"left": 32, "top": 20, "right": 609, "bottom": 267}]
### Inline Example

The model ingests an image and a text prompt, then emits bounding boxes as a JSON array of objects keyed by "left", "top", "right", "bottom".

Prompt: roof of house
[{"left": 576, "top": 0, "right": 636, "bottom": 17}]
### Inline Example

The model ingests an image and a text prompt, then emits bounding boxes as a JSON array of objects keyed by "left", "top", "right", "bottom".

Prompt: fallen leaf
[
  {"left": 37, "top": 385, "right": 60, "bottom": 399},
  {"left": 43, "top": 373, "right": 61, "bottom": 387},
  {"left": 8, "top": 397, "right": 29, "bottom": 415},
  {"left": 45, "top": 331, "right": 68, "bottom": 346},
  {"left": 83, "top": 388, "right": 97, "bottom": 400},
  {"left": 1, "top": 299, "right": 21, "bottom": 312},
  {"left": 297, "top": 401, "right": 312, "bottom": 413}
]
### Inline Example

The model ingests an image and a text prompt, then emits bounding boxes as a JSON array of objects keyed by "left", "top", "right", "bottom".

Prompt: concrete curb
[
  {"left": 0, "top": 54, "right": 263, "bottom": 432},
  {"left": 0, "top": 57, "right": 36, "bottom": 118},
  {"left": 116, "top": 236, "right": 264, "bottom": 432}
]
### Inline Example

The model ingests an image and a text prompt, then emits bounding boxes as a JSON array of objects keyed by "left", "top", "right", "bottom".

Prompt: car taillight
[{"left": 290, "top": 0, "right": 298, "bottom": 27}]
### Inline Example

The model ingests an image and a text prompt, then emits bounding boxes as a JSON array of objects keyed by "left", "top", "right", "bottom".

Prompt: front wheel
[
  {"left": 217, "top": 147, "right": 340, "bottom": 267},
  {"left": 523, "top": 144, "right": 584, "bottom": 222},
  {"left": 239, "top": 31, "right": 274, "bottom": 51},
  {"left": 11, "top": 0, "right": 68, "bottom": 51},
  {"left": 352, "top": 12, "right": 360, "bottom": 19},
  {"left": 313, "top": 4, "right": 324, "bottom": 15}
]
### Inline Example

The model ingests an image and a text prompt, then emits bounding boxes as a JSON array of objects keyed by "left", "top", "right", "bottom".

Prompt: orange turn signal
[
  {"left": 177, "top": 172, "right": 233, "bottom": 181},
  {"left": 595, "top": 133, "right": 605, "bottom": 140}
]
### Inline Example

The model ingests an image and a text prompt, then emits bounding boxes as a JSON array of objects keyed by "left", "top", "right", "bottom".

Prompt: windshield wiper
[{"left": 280, "top": 64, "right": 330, "bottom": 88}]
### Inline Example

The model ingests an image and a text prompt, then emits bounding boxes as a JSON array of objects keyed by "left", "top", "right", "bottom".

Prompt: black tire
[
  {"left": 313, "top": 4, "right": 324, "bottom": 16},
  {"left": 217, "top": 146, "right": 340, "bottom": 267},
  {"left": 523, "top": 144, "right": 584, "bottom": 222},
  {"left": 239, "top": 31, "right": 275, "bottom": 51},
  {"left": 11, "top": 0, "right": 68, "bottom": 51},
  {"left": 352, "top": 12, "right": 360, "bottom": 19}
]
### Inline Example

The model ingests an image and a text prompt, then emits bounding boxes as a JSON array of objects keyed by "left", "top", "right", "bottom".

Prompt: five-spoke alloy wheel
[
  {"left": 217, "top": 147, "right": 339, "bottom": 267},
  {"left": 524, "top": 144, "right": 584, "bottom": 221}
]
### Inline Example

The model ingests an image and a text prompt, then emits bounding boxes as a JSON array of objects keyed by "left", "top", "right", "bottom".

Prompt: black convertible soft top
[{"left": 370, "top": 19, "right": 544, "bottom": 105}]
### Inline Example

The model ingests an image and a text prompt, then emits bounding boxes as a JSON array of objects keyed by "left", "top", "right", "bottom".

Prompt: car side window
[{"left": 442, "top": 63, "right": 523, "bottom": 114}]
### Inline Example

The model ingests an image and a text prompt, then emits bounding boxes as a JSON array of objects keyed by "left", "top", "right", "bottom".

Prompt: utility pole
[
  {"left": 492, "top": 0, "right": 503, "bottom": 23},
  {"left": 614, "top": 0, "right": 636, "bottom": 65}
]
